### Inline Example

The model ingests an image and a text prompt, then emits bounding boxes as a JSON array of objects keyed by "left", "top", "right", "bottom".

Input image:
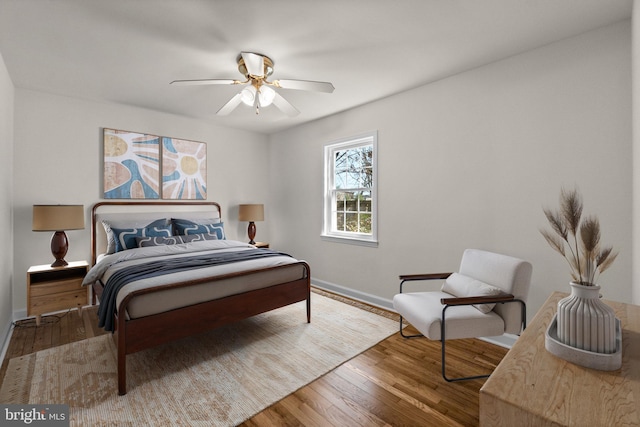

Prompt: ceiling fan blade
[
  {"left": 170, "top": 79, "right": 237, "bottom": 86},
  {"left": 272, "top": 92, "right": 300, "bottom": 117},
  {"left": 241, "top": 52, "right": 264, "bottom": 77},
  {"left": 273, "top": 79, "right": 334, "bottom": 93},
  {"left": 216, "top": 93, "right": 244, "bottom": 116}
]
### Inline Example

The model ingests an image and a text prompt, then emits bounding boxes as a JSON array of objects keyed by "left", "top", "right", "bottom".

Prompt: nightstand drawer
[
  {"left": 27, "top": 260, "right": 90, "bottom": 324},
  {"left": 30, "top": 289, "right": 87, "bottom": 314},
  {"left": 29, "top": 277, "right": 84, "bottom": 297}
]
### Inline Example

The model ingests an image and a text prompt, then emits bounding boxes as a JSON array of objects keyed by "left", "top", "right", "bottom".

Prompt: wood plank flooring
[{"left": 1, "top": 301, "right": 507, "bottom": 426}]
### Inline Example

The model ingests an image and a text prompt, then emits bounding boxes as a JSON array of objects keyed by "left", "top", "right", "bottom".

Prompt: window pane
[
  {"left": 335, "top": 191, "right": 347, "bottom": 211},
  {"left": 336, "top": 211, "right": 344, "bottom": 231},
  {"left": 345, "top": 192, "right": 358, "bottom": 212},
  {"left": 345, "top": 213, "right": 358, "bottom": 232},
  {"left": 359, "top": 213, "right": 372, "bottom": 233},
  {"left": 360, "top": 191, "right": 371, "bottom": 212},
  {"left": 334, "top": 146, "right": 373, "bottom": 190},
  {"left": 335, "top": 171, "right": 347, "bottom": 189}
]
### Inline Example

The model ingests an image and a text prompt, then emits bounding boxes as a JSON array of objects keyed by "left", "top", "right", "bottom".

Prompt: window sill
[{"left": 320, "top": 234, "right": 378, "bottom": 247}]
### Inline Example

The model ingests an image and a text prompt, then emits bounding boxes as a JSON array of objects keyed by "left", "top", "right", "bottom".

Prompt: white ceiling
[{"left": 0, "top": 0, "right": 632, "bottom": 134}]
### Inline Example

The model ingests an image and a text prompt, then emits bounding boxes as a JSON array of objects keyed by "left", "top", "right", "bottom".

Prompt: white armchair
[{"left": 393, "top": 249, "right": 532, "bottom": 382}]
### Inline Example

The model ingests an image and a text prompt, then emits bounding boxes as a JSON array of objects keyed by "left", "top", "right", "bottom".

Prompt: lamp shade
[
  {"left": 33, "top": 205, "right": 85, "bottom": 231},
  {"left": 238, "top": 204, "right": 264, "bottom": 222}
]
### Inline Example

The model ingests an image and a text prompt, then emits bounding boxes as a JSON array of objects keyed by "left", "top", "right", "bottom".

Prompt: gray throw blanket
[{"left": 98, "top": 249, "right": 291, "bottom": 331}]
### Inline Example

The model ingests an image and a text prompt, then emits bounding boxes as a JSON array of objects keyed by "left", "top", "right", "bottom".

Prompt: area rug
[{"left": 0, "top": 293, "right": 399, "bottom": 426}]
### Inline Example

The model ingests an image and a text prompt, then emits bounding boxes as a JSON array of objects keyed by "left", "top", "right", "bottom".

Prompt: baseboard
[
  {"left": 311, "top": 277, "right": 515, "bottom": 349},
  {"left": 311, "top": 278, "right": 394, "bottom": 311},
  {"left": 0, "top": 317, "right": 14, "bottom": 366},
  {"left": 481, "top": 334, "right": 517, "bottom": 349},
  {"left": 0, "top": 309, "right": 29, "bottom": 364}
]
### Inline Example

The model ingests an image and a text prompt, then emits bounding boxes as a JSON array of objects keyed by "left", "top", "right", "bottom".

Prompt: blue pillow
[
  {"left": 172, "top": 218, "right": 225, "bottom": 240},
  {"left": 136, "top": 233, "right": 218, "bottom": 247},
  {"left": 136, "top": 235, "right": 184, "bottom": 247},
  {"left": 102, "top": 218, "right": 168, "bottom": 254},
  {"left": 180, "top": 233, "right": 219, "bottom": 243},
  {"left": 112, "top": 223, "right": 172, "bottom": 252}
]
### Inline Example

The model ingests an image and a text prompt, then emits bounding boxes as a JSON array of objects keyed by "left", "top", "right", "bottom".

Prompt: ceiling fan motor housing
[{"left": 237, "top": 53, "right": 274, "bottom": 78}]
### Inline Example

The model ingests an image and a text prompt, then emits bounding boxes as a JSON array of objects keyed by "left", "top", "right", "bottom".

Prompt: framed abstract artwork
[
  {"left": 103, "top": 129, "right": 160, "bottom": 199},
  {"left": 103, "top": 129, "right": 207, "bottom": 200},
  {"left": 161, "top": 137, "right": 207, "bottom": 200}
]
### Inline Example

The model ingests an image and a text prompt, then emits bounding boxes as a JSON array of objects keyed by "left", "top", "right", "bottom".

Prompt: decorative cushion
[
  {"left": 136, "top": 236, "right": 184, "bottom": 247},
  {"left": 441, "top": 272, "right": 503, "bottom": 314},
  {"left": 180, "top": 233, "right": 218, "bottom": 243},
  {"left": 111, "top": 223, "right": 172, "bottom": 252},
  {"left": 136, "top": 233, "right": 218, "bottom": 248},
  {"left": 172, "top": 218, "right": 225, "bottom": 240},
  {"left": 102, "top": 218, "right": 168, "bottom": 254}
]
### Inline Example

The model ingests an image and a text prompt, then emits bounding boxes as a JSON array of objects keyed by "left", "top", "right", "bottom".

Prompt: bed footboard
[{"left": 114, "top": 263, "right": 311, "bottom": 395}]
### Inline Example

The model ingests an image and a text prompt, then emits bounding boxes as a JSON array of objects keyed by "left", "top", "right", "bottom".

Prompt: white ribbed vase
[{"left": 556, "top": 282, "right": 616, "bottom": 354}]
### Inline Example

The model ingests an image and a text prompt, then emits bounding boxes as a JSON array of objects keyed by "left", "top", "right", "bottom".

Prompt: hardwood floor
[{"left": 1, "top": 303, "right": 507, "bottom": 427}]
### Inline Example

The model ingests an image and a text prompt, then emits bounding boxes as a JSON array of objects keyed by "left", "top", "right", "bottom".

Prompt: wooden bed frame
[{"left": 90, "top": 201, "right": 311, "bottom": 395}]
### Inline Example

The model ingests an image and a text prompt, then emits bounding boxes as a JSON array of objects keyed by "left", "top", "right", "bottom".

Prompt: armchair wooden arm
[
  {"left": 399, "top": 273, "right": 452, "bottom": 281},
  {"left": 399, "top": 272, "right": 452, "bottom": 294},
  {"left": 440, "top": 293, "right": 515, "bottom": 306}
]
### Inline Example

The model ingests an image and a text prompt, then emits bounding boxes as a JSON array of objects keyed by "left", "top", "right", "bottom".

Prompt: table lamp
[
  {"left": 238, "top": 204, "right": 264, "bottom": 244},
  {"left": 32, "top": 204, "right": 85, "bottom": 267}
]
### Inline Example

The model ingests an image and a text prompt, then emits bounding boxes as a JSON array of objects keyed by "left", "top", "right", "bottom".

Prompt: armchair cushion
[
  {"left": 441, "top": 273, "right": 503, "bottom": 314},
  {"left": 393, "top": 291, "right": 505, "bottom": 340}
]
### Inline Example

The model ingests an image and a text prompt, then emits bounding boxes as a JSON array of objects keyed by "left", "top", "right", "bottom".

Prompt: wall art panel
[
  {"left": 103, "top": 128, "right": 160, "bottom": 199},
  {"left": 162, "top": 137, "right": 207, "bottom": 200}
]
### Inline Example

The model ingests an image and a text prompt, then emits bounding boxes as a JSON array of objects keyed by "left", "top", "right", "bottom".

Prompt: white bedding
[{"left": 85, "top": 239, "right": 308, "bottom": 322}]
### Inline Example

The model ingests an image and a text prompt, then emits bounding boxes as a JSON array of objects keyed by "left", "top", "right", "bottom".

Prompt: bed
[{"left": 85, "top": 201, "right": 311, "bottom": 395}]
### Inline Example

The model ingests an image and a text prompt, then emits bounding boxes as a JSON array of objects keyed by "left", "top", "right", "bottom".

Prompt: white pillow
[{"left": 441, "top": 272, "right": 503, "bottom": 314}]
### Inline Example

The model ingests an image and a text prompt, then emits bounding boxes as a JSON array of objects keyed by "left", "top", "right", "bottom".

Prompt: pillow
[
  {"left": 136, "top": 233, "right": 218, "bottom": 247},
  {"left": 111, "top": 223, "right": 172, "bottom": 252},
  {"left": 180, "top": 233, "right": 219, "bottom": 243},
  {"left": 441, "top": 272, "right": 503, "bottom": 314},
  {"left": 136, "top": 236, "right": 185, "bottom": 247},
  {"left": 102, "top": 218, "right": 168, "bottom": 254},
  {"left": 172, "top": 218, "right": 225, "bottom": 240}
]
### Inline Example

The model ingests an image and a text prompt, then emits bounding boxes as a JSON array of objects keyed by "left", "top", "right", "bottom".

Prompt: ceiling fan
[{"left": 170, "top": 52, "right": 334, "bottom": 117}]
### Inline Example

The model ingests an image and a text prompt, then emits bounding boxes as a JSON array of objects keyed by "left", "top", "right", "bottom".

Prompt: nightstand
[
  {"left": 27, "top": 260, "right": 90, "bottom": 325},
  {"left": 253, "top": 242, "right": 270, "bottom": 249}
]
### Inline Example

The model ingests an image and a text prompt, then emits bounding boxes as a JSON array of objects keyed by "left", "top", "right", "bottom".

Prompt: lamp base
[
  {"left": 247, "top": 221, "right": 256, "bottom": 245},
  {"left": 50, "top": 231, "right": 69, "bottom": 268}
]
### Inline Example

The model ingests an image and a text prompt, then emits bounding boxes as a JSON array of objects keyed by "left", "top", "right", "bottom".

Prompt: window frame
[{"left": 322, "top": 131, "right": 378, "bottom": 247}]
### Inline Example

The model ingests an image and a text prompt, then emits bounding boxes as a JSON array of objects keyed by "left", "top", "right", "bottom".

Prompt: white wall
[
  {"left": 269, "top": 21, "right": 632, "bottom": 320},
  {"left": 0, "top": 52, "right": 14, "bottom": 345},
  {"left": 12, "top": 90, "right": 269, "bottom": 314}
]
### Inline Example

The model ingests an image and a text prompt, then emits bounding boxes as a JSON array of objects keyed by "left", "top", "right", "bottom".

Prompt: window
[{"left": 322, "top": 131, "right": 377, "bottom": 246}]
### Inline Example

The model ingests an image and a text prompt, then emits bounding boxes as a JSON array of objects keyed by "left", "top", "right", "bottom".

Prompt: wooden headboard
[{"left": 91, "top": 201, "right": 222, "bottom": 265}]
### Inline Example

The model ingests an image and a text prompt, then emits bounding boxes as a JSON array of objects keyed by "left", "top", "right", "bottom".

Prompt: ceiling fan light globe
[
  {"left": 241, "top": 86, "right": 256, "bottom": 106},
  {"left": 258, "top": 86, "right": 276, "bottom": 107}
]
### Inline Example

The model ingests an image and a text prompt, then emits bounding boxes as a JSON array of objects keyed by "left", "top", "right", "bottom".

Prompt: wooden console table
[{"left": 480, "top": 291, "right": 640, "bottom": 426}]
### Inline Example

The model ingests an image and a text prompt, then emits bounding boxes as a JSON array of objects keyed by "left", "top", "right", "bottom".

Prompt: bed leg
[
  {"left": 307, "top": 293, "right": 311, "bottom": 323},
  {"left": 116, "top": 315, "right": 127, "bottom": 395},
  {"left": 117, "top": 349, "right": 126, "bottom": 395}
]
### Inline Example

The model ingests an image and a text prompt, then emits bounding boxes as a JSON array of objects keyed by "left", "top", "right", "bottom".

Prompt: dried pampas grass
[{"left": 541, "top": 187, "right": 617, "bottom": 286}]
